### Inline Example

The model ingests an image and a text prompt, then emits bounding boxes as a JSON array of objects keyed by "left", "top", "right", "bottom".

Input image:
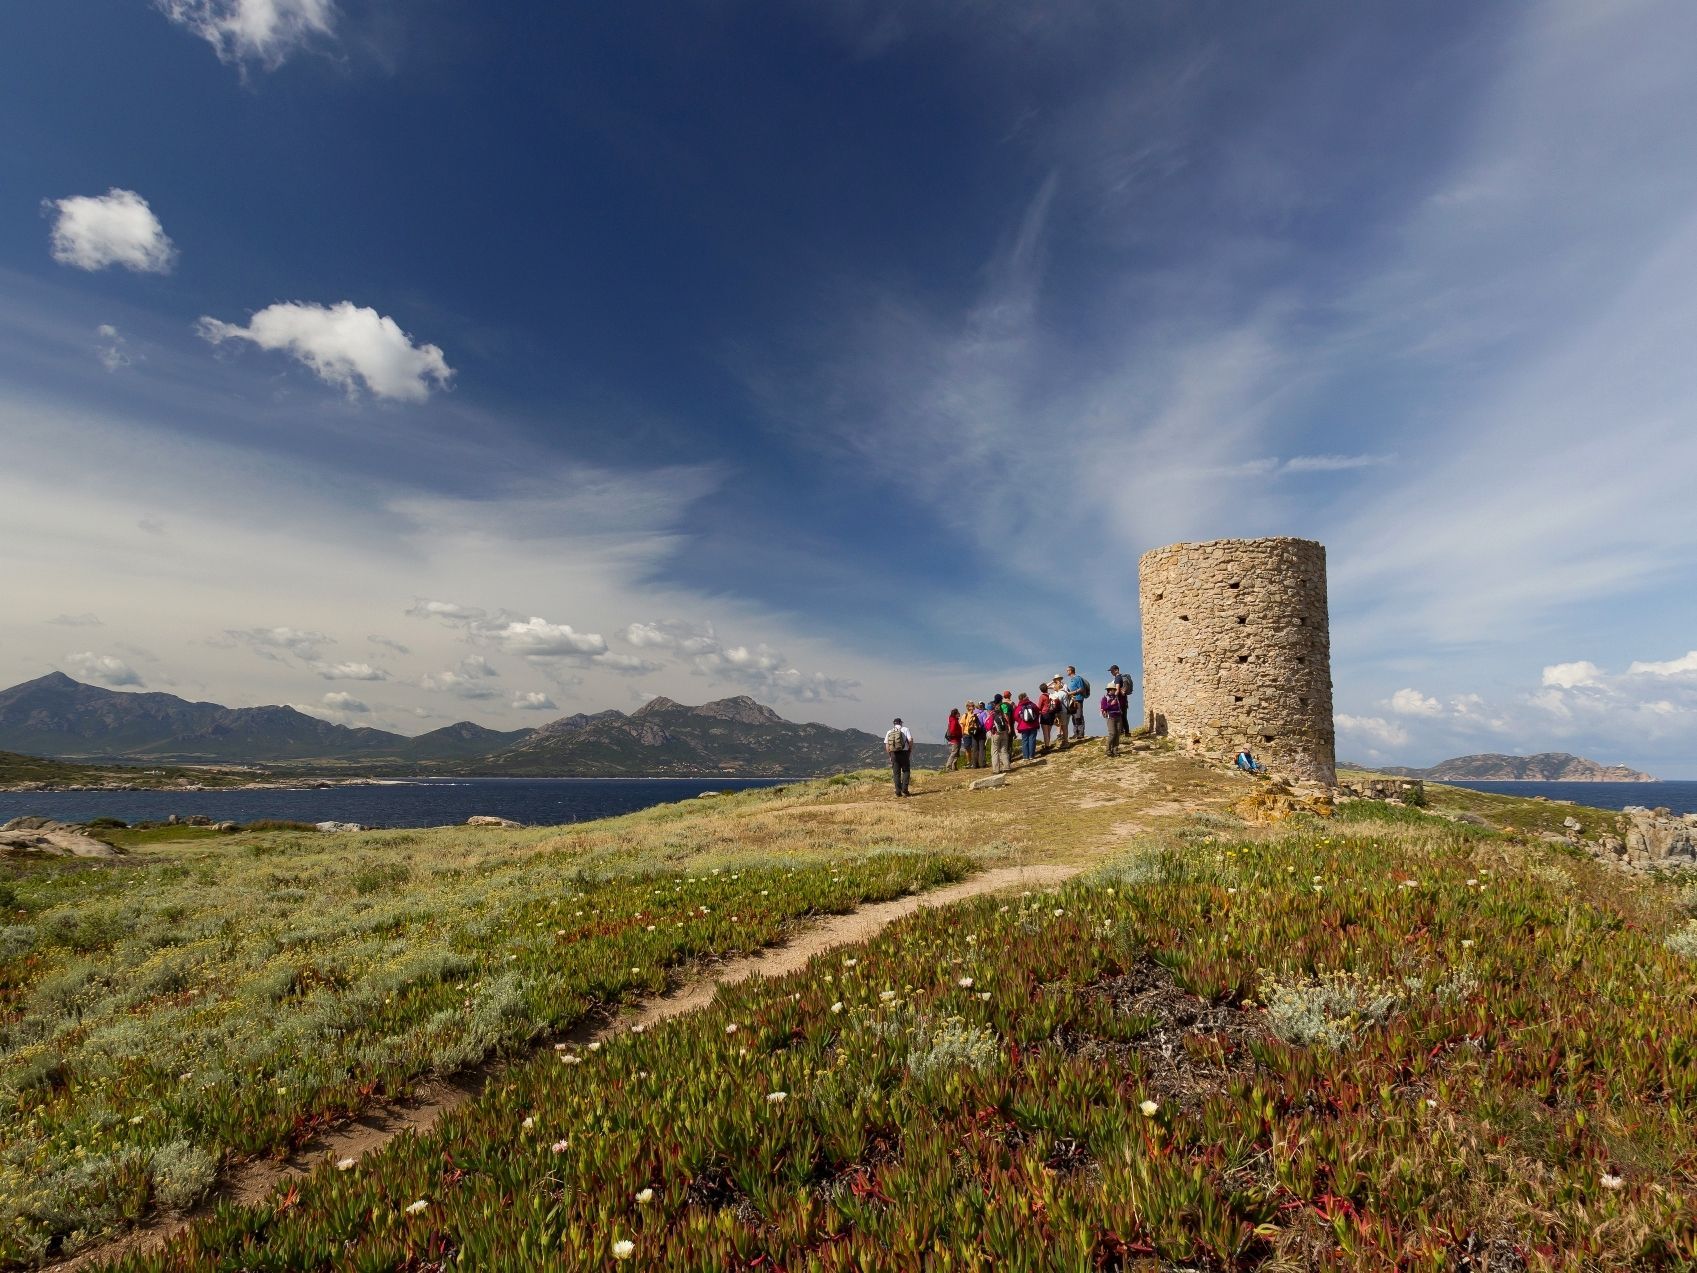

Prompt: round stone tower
[{"left": 1138, "top": 537, "right": 1336, "bottom": 785}]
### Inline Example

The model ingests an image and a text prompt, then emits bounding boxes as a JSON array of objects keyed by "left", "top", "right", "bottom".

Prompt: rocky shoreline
[{"left": 0, "top": 776, "right": 412, "bottom": 793}]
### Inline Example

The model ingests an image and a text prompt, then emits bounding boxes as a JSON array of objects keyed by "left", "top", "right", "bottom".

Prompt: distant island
[
  {"left": 0, "top": 672, "right": 942, "bottom": 781},
  {"left": 1365, "top": 752, "right": 1658, "bottom": 783}
]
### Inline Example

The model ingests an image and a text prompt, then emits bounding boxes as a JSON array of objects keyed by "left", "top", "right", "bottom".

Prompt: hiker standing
[
  {"left": 988, "top": 694, "right": 1014, "bottom": 773},
  {"left": 1037, "top": 684, "right": 1056, "bottom": 752},
  {"left": 885, "top": 718, "right": 913, "bottom": 796},
  {"left": 942, "top": 708, "right": 963, "bottom": 771},
  {"left": 1101, "top": 684, "right": 1128, "bottom": 756},
  {"left": 972, "top": 701, "right": 992, "bottom": 768},
  {"left": 1108, "top": 664, "right": 1134, "bottom": 709},
  {"left": 1063, "top": 666, "right": 1088, "bottom": 740},
  {"left": 1014, "top": 691, "right": 1040, "bottom": 761}
]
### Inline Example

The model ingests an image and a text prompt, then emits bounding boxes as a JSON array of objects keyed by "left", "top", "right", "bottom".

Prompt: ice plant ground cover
[
  {"left": 0, "top": 776, "right": 1006, "bottom": 1265},
  {"left": 97, "top": 787, "right": 1697, "bottom": 1269}
]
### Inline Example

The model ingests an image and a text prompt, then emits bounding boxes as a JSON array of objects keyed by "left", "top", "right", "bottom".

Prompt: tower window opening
[
  {"left": 1179, "top": 615, "right": 1189, "bottom": 622},
  {"left": 1233, "top": 695, "right": 1243, "bottom": 703},
  {"left": 1228, "top": 581, "right": 1240, "bottom": 589},
  {"left": 1236, "top": 616, "right": 1246, "bottom": 625},
  {"left": 1261, "top": 734, "right": 1275, "bottom": 744},
  {"left": 1237, "top": 654, "right": 1249, "bottom": 664}
]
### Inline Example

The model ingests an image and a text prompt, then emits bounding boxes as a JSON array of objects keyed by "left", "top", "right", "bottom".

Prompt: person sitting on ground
[
  {"left": 1101, "top": 683, "right": 1129, "bottom": 756},
  {"left": 942, "top": 708, "right": 963, "bottom": 772},
  {"left": 885, "top": 717, "right": 913, "bottom": 796},
  {"left": 1234, "top": 748, "right": 1265, "bottom": 775},
  {"left": 1014, "top": 690, "right": 1040, "bottom": 761}
]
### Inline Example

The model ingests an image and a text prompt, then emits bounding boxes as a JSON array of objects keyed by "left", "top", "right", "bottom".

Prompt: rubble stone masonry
[{"left": 1139, "top": 537, "right": 1336, "bottom": 784}]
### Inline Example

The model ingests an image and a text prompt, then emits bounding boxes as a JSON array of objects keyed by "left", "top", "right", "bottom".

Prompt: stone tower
[{"left": 1138, "top": 537, "right": 1336, "bottom": 785}]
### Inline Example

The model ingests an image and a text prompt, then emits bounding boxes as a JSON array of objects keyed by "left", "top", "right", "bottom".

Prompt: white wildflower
[
  {"left": 1139, "top": 1100, "right": 1159, "bottom": 1117},
  {"left": 636, "top": 1188, "right": 654, "bottom": 1204},
  {"left": 521, "top": 1116, "right": 535, "bottom": 1130},
  {"left": 766, "top": 1091, "right": 787, "bottom": 1104},
  {"left": 336, "top": 1157, "right": 356, "bottom": 1171},
  {"left": 552, "top": 1139, "right": 569, "bottom": 1153},
  {"left": 830, "top": 1001, "right": 844, "bottom": 1014},
  {"left": 612, "top": 1238, "right": 635, "bottom": 1260},
  {"left": 957, "top": 976, "right": 974, "bottom": 988},
  {"left": 1601, "top": 1173, "right": 1624, "bottom": 1190},
  {"left": 404, "top": 1199, "right": 429, "bottom": 1215}
]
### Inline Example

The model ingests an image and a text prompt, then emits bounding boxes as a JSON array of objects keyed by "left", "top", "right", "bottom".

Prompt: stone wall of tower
[{"left": 1138, "top": 537, "right": 1336, "bottom": 785}]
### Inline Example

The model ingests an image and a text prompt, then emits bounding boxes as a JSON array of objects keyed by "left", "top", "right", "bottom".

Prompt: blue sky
[{"left": 2, "top": 1, "right": 1695, "bottom": 773}]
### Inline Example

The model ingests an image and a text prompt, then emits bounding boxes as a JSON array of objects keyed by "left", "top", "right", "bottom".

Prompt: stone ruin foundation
[{"left": 1139, "top": 537, "right": 1336, "bottom": 785}]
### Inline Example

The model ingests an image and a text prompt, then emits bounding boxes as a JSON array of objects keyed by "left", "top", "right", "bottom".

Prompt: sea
[
  {"left": 0, "top": 777, "right": 794, "bottom": 830},
  {"left": 1446, "top": 780, "right": 1697, "bottom": 816}
]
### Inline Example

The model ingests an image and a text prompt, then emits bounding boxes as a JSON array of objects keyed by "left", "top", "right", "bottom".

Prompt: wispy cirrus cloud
[{"left": 155, "top": 0, "right": 336, "bottom": 69}]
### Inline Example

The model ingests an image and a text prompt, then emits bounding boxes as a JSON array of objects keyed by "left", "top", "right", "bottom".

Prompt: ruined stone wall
[{"left": 1138, "top": 537, "right": 1336, "bottom": 785}]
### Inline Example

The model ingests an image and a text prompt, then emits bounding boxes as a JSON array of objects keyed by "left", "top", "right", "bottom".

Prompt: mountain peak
[
  {"left": 696, "top": 696, "right": 785, "bottom": 725},
  {"left": 632, "top": 696, "right": 683, "bottom": 717}
]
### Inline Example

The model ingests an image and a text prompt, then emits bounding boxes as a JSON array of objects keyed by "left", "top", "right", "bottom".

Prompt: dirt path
[{"left": 49, "top": 862, "right": 1080, "bottom": 1272}]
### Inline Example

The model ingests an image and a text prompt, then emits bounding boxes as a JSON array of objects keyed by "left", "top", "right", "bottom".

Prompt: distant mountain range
[
  {"left": 0, "top": 672, "right": 938, "bottom": 777},
  {"left": 1369, "top": 752, "right": 1658, "bottom": 782}
]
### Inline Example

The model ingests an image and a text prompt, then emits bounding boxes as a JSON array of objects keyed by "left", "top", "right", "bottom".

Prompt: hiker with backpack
[
  {"left": 1063, "top": 666, "right": 1089, "bottom": 740},
  {"left": 1014, "top": 691, "right": 1040, "bottom": 761},
  {"left": 988, "top": 693, "right": 1014, "bottom": 773},
  {"left": 942, "top": 708, "right": 963, "bottom": 771},
  {"left": 964, "top": 700, "right": 987, "bottom": 768},
  {"left": 1100, "top": 683, "right": 1129, "bottom": 756},
  {"left": 1108, "top": 664, "right": 1134, "bottom": 709},
  {"left": 884, "top": 717, "right": 913, "bottom": 796},
  {"left": 1036, "top": 683, "right": 1057, "bottom": 752}
]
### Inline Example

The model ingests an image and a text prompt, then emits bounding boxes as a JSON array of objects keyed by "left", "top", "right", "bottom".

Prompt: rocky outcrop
[
  {"left": 466, "top": 815, "right": 523, "bottom": 827},
  {"left": 0, "top": 817, "right": 121, "bottom": 858},
  {"left": 1338, "top": 776, "right": 1425, "bottom": 804},
  {"left": 1381, "top": 752, "right": 1657, "bottom": 782}
]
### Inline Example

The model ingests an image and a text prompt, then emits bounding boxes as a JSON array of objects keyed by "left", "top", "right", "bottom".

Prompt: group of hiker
[{"left": 883, "top": 663, "right": 1140, "bottom": 796}]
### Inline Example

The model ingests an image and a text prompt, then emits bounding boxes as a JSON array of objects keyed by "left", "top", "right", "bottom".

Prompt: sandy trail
[{"left": 49, "top": 861, "right": 1080, "bottom": 1272}]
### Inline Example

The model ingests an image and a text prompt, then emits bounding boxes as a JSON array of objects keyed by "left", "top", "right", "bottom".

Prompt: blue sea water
[
  {"left": 0, "top": 777, "right": 793, "bottom": 830},
  {"left": 1445, "top": 780, "right": 1697, "bottom": 815}
]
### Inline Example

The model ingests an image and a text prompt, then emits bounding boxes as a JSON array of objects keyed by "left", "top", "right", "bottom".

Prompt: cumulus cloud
[
  {"left": 1541, "top": 661, "right": 1604, "bottom": 690},
  {"left": 222, "top": 625, "right": 333, "bottom": 661},
  {"left": 321, "top": 690, "right": 368, "bottom": 713},
  {"left": 48, "top": 613, "right": 102, "bottom": 627},
  {"left": 623, "top": 620, "right": 719, "bottom": 655},
  {"left": 511, "top": 691, "right": 557, "bottom": 711},
  {"left": 1334, "top": 713, "right": 1409, "bottom": 750},
  {"left": 1387, "top": 688, "right": 1443, "bottom": 717},
  {"left": 197, "top": 302, "right": 453, "bottom": 402},
  {"left": 46, "top": 190, "right": 176, "bottom": 273},
  {"left": 66, "top": 651, "right": 143, "bottom": 687},
  {"left": 314, "top": 661, "right": 387, "bottom": 681},
  {"left": 485, "top": 616, "right": 608, "bottom": 660},
  {"left": 406, "top": 598, "right": 488, "bottom": 625},
  {"left": 1626, "top": 650, "right": 1697, "bottom": 678},
  {"left": 96, "top": 325, "right": 134, "bottom": 372},
  {"left": 419, "top": 656, "right": 503, "bottom": 699},
  {"left": 690, "top": 643, "right": 859, "bottom": 702},
  {"left": 155, "top": 0, "right": 336, "bottom": 68}
]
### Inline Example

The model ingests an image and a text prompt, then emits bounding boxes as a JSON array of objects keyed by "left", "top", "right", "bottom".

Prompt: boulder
[
  {"left": 969, "top": 774, "right": 1007, "bottom": 790},
  {"left": 1622, "top": 807, "right": 1697, "bottom": 866},
  {"left": 315, "top": 821, "right": 365, "bottom": 833},
  {"left": 1562, "top": 816, "right": 1582, "bottom": 832},
  {"left": 0, "top": 820, "right": 121, "bottom": 858},
  {"left": 466, "top": 815, "right": 523, "bottom": 828}
]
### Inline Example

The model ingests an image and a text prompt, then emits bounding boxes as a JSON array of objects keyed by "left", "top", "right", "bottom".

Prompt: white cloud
[
  {"left": 314, "top": 661, "right": 387, "bottom": 681},
  {"left": 485, "top": 616, "right": 607, "bottom": 660},
  {"left": 222, "top": 625, "right": 333, "bottom": 661},
  {"left": 46, "top": 190, "right": 175, "bottom": 274},
  {"left": 623, "top": 620, "right": 719, "bottom": 655},
  {"left": 368, "top": 635, "right": 410, "bottom": 654},
  {"left": 511, "top": 691, "right": 557, "bottom": 711},
  {"left": 406, "top": 599, "right": 487, "bottom": 625},
  {"left": 1541, "top": 661, "right": 1604, "bottom": 689},
  {"left": 155, "top": 0, "right": 336, "bottom": 68},
  {"left": 1280, "top": 453, "right": 1392, "bottom": 474},
  {"left": 1626, "top": 650, "right": 1697, "bottom": 678},
  {"left": 1387, "top": 687, "right": 1443, "bottom": 717},
  {"left": 321, "top": 690, "right": 368, "bottom": 713},
  {"left": 66, "top": 651, "right": 143, "bottom": 687},
  {"left": 1334, "top": 714, "right": 1409, "bottom": 749},
  {"left": 48, "top": 613, "right": 102, "bottom": 627},
  {"left": 96, "top": 325, "right": 134, "bottom": 372},
  {"left": 197, "top": 302, "right": 453, "bottom": 403},
  {"left": 418, "top": 657, "right": 503, "bottom": 699}
]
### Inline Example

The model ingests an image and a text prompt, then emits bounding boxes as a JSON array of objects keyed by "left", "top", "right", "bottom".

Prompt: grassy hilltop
[{"left": 1, "top": 745, "right": 1694, "bottom": 1268}]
